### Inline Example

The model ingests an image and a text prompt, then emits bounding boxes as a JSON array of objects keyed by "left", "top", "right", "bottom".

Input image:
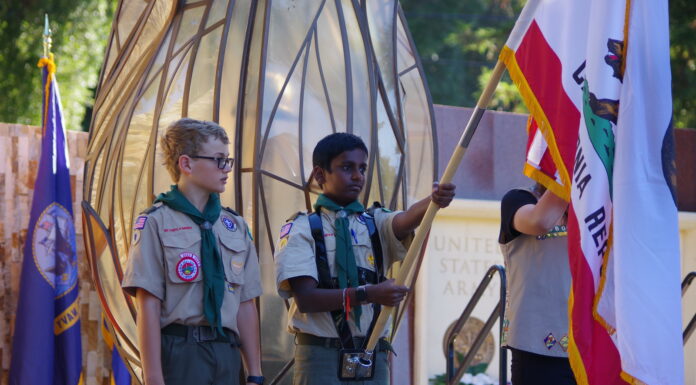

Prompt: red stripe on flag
[
  {"left": 538, "top": 147, "right": 556, "bottom": 178},
  {"left": 567, "top": 207, "right": 626, "bottom": 384},
  {"left": 514, "top": 21, "right": 579, "bottom": 177}
]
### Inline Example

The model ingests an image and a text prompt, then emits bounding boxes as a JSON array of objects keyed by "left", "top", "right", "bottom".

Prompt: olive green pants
[
  {"left": 293, "top": 344, "right": 389, "bottom": 385},
  {"left": 161, "top": 333, "right": 241, "bottom": 385}
]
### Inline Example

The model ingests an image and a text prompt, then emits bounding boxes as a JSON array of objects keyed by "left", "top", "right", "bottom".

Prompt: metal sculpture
[{"left": 83, "top": 1, "right": 437, "bottom": 382}]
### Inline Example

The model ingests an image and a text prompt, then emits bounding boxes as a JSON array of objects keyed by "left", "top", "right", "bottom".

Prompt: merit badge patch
[
  {"left": 221, "top": 217, "right": 237, "bottom": 231},
  {"left": 367, "top": 253, "right": 375, "bottom": 267},
  {"left": 559, "top": 334, "right": 569, "bottom": 352},
  {"left": 227, "top": 281, "right": 236, "bottom": 293},
  {"left": 176, "top": 254, "right": 200, "bottom": 282},
  {"left": 134, "top": 215, "right": 148, "bottom": 230},
  {"left": 278, "top": 237, "right": 288, "bottom": 250},
  {"left": 279, "top": 223, "right": 293, "bottom": 239},
  {"left": 544, "top": 333, "right": 557, "bottom": 350}
]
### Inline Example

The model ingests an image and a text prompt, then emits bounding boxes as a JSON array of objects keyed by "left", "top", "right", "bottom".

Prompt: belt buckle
[{"left": 193, "top": 326, "right": 217, "bottom": 342}]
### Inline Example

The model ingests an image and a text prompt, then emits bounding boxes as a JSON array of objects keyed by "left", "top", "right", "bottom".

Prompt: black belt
[
  {"left": 162, "top": 323, "right": 240, "bottom": 345},
  {"left": 295, "top": 332, "right": 392, "bottom": 352}
]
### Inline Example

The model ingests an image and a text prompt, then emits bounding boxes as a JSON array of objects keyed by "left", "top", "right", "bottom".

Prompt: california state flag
[{"left": 500, "top": 0, "right": 684, "bottom": 384}]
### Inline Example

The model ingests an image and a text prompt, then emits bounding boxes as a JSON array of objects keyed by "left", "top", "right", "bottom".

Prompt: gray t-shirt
[{"left": 498, "top": 189, "right": 571, "bottom": 357}]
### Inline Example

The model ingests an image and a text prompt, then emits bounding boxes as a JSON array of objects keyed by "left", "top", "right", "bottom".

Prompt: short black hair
[{"left": 312, "top": 133, "right": 368, "bottom": 170}]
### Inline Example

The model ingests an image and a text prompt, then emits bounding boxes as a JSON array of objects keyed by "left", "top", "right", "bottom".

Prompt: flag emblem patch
[{"left": 134, "top": 216, "right": 148, "bottom": 230}]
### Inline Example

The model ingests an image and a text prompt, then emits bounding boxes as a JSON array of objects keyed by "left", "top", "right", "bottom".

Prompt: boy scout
[
  {"left": 274, "top": 133, "right": 455, "bottom": 385},
  {"left": 122, "top": 118, "right": 264, "bottom": 385}
]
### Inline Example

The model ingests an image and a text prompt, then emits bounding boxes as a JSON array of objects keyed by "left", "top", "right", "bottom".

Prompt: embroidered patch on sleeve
[
  {"left": 279, "top": 223, "right": 293, "bottom": 239},
  {"left": 134, "top": 215, "right": 148, "bottom": 230}
]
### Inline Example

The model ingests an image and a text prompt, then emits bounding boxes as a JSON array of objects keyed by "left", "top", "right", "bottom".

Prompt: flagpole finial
[{"left": 43, "top": 14, "right": 52, "bottom": 58}]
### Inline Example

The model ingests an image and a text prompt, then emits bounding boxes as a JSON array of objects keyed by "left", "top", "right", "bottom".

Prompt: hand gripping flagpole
[{"left": 363, "top": 60, "right": 507, "bottom": 355}]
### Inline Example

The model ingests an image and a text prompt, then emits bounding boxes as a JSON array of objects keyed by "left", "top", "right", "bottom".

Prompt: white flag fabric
[
  {"left": 612, "top": 1, "right": 683, "bottom": 383},
  {"left": 500, "top": 0, "right": 684, "bottom": 383}
]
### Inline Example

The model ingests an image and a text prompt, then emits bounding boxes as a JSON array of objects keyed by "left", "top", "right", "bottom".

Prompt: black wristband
[
  {"left": 247, "top": 375, "right": 264, "bottom": 385},
  {"left": 356, "top": 285, "right": 368, "bottom": 303}
]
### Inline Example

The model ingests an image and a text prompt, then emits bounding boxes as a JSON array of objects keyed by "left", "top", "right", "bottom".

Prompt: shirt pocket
[
  {"left": 161, "top": 232, "right": 203, "bottom": 284},
  {"left": 218, "top": 234, "right": 247, "bottom": 286}
]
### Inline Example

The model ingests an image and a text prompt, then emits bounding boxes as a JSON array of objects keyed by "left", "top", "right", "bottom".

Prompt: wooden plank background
[{"left": 0, "top": 123, "right": 115, "bottom": 385}]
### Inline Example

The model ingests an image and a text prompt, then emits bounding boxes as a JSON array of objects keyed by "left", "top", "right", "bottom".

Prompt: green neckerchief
[
  {"left": 313, "top": 194, "right": 365, "bottom": 329},
  {"left": 155, "top": 185, "right": 225, "bottom": 336}
]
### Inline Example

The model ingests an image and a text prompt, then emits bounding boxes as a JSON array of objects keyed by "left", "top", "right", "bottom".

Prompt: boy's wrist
[{"left": 356, "top": 285, "right": 368, "bottom": 304}]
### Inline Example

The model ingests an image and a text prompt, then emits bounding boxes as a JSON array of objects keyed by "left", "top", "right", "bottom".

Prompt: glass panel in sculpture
[
  {"left": 157, "top": 51, "right": 193, "bottom": 131},
  {"left": 188, "top": 28, "right": 223, "bottom": 121},
  {"left": 367, "top": 0, "right": 398, "bottom": 112},
  {"left": 145, "top": 32, "right": 173, "bottom": 88},
  {"left": 316, "top": 0, "right": 347, "bottom": 133},
  {"left": 239, "top": 2, "right": 265, "bottom": 172},
  {"left": 205, "top": 0, "right": 230, "bottom": 28},
  {"left": 258, "top": 175, "right": 299, "bottom": 354},
  {"left": 217, "top": 1, "right": 253, "bottom": 137},
  {"left": 173, "top": 6, "right": 206, "bottom": 55},
  {"left": 118, "top": 0, "right": 149, "bottom": 44},
  {"left": 375, "top": 97, "right": 402, "bottom": 208},
  {"left": 342, "top": 4, "right": 371, "bottom": 139},
  {"left": 262, "top": 0, "right": 323, "bottom": 140},
  {"left": 402, "top": 67, "right": 433, "bottom": 204}
]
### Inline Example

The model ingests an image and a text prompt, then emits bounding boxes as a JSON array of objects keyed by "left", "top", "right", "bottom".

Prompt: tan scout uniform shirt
[
  {"left": 275, "top": 207, "right": 410, "bottom": 338},
  {"left": 122, "top": 203, "right": 263, "bottom": 334}
]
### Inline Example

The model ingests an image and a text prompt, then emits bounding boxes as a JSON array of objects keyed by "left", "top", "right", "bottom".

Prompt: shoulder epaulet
[
  {"left": 222, "top": 206, "right": 239, "bottom": 216},
  {"left": 141, "top": 202, "right": 163, "bottom": 215},
  {"left": 286, "top": 211, "right": 306, "bottom": 222}
]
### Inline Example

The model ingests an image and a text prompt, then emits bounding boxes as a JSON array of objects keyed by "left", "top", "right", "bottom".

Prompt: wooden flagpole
[{"left": 364, "top": 60, "right": 507, "bottom": 352}]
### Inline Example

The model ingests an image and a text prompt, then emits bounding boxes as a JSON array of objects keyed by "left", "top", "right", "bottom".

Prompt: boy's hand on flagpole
[
  {"left": 431, "top": 181, "right": 456, "bottom": 208},
  {"left": 366, "top": 279, "right": 409, "bottom": 307}
]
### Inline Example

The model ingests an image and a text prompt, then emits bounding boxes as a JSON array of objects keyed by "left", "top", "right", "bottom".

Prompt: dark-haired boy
[
  {"left": 122, "top": 118, "right": 264, "bottom": 385},
  {"left": 274, "top": 133, "right": 455, "bottom": 385}
]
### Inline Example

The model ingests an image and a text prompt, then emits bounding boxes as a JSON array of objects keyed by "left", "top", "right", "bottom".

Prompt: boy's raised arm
[{"left": 392, "top": 182, "right": 456, "bottom": 240}]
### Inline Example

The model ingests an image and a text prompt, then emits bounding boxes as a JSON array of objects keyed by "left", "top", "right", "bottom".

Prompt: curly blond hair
[{"left": 160, "top": 118, "right": 229, "bottom": 182}]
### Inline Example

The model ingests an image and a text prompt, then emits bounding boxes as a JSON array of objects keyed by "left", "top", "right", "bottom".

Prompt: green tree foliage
[
  {"left": 670, "top": 0, "right": 696, "bottom": 129},
  {"left": 400, "top": 0, "right": 527, "bottom": 113},
  {"left": 402, "top": 0, "right": 696, "bottom": 128},
  {"left": 0, "top": 1, "right": 115, "bottom": 131}
]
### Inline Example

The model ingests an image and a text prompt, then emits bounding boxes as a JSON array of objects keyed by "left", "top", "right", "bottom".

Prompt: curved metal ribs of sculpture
[{"left": 83, "top": 0, "right": 437, "bottom": 382}]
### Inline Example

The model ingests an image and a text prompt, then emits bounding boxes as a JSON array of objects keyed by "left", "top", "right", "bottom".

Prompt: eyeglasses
[{"left": 189, "top": 155, "right": 235, "bottom": 170}]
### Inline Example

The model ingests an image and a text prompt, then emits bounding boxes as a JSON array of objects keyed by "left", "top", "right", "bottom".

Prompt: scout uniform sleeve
[
  {"left": 373, "top": 208, "right": 412, "bottom": 265},
  {"left": 122, "top": 212, "right": 165, "bottom": 300},
  {"left": 240, "top": 220, "right": 263, "bottom": 302},
  {"left": 274, "top": 214, "right": 316, "bottom": 299}
]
